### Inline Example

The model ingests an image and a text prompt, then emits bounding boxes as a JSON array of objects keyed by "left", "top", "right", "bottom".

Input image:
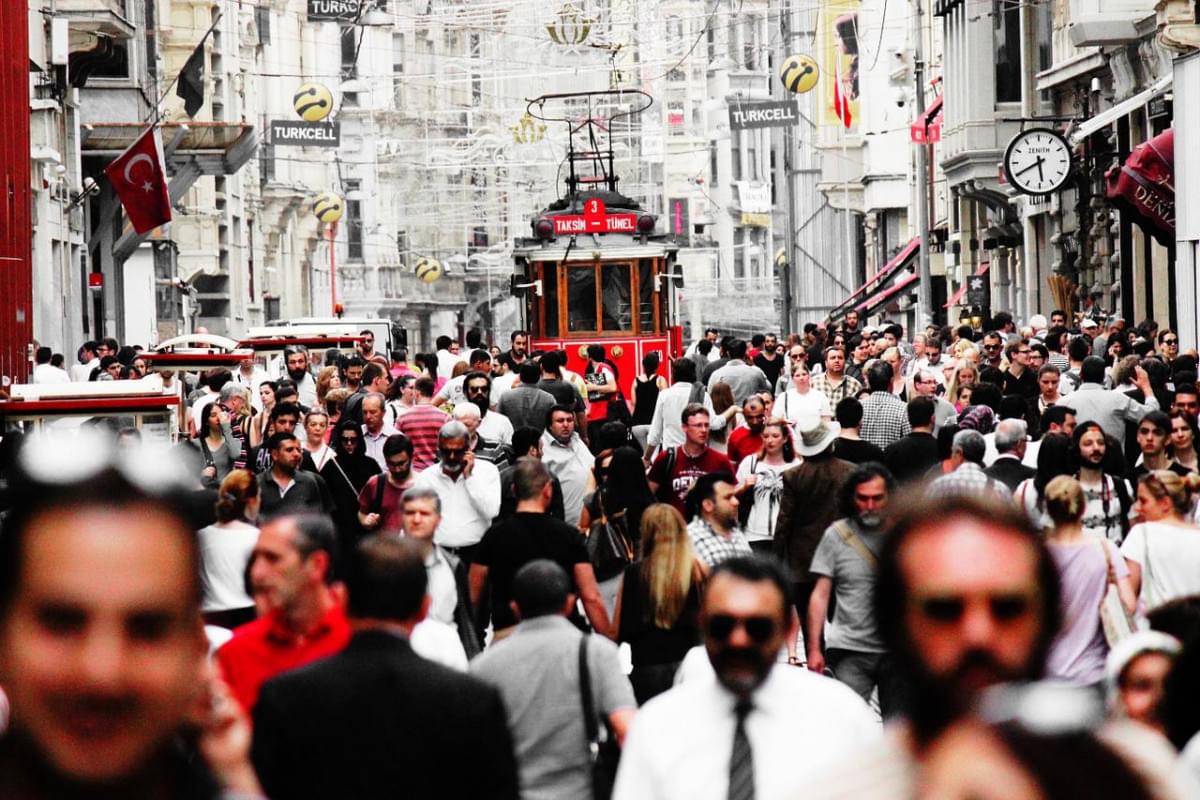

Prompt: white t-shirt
[
  {"left": 775, "top": 389, "right": 832, "bottom": 428},
  {"left": 735, "top": 456, "right": 800, "bottom": 542},
  {"left": 1120, "top": 520, "right": 1200, "bottom": 610},
  {"left": 197, "top": 522, "right": 259, "bottom": 612},
  {"left": 477, "top": 409, "right": 514, "bottom": 445}
]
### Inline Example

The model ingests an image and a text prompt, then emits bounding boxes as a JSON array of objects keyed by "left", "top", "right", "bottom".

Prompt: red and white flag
[
  {"left": 104, "top": 126, "right": 172, "bottom": 234},
  {"left": 833, "top": 74, "right": 853, "bottom": 130}
]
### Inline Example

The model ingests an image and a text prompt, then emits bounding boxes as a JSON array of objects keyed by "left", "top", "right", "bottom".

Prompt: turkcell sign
[
  {"left": 271, "top": 120, "right": 341, "bottom": 148},
  {"left": 307, "top": 0, "right": 360, "bottom": 21},
  {"left": 728, "top": 100, "right": 800, "bottom": 130},
  {"left": 552, "top": 213, "right": 637, "bottom": 235}
]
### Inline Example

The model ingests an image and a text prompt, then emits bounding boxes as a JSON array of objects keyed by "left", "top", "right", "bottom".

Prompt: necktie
[{"left": 728, "top": 699, "right": 755, "bottom": 800}]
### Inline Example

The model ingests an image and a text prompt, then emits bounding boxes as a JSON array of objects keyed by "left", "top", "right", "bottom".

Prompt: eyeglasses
[
  {"left": 789, "top": 353, "right": 805, "bottom": 360},
  {"left": 983, "top": 344, "right": 1001, "bottom": 351},
  {"left": 1017, "top": 349, "right": 1031, "bottom": 355},
  {"left": 705, "top": 614, "right": 777, "bottom": 643},
  {"left": 1163, "top": 338, "right": 1178, "bottom": 345},
  {"left": 466, "top": 384, "right": 490, "bottom": 394},
  {"left": 911, "top": 591, "right": 1039, "bottom": 625},
  {"left": 340, "top": 436, "right": 361, "bottom": 444}
]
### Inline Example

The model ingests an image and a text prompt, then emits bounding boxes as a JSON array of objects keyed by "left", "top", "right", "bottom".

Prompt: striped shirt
[{"left": 395, "top": 404, "right": 451, "bottom": 473}]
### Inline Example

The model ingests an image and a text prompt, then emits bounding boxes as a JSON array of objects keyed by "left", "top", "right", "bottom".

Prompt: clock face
[{"left": 1003, "top": 129, "right": 1072, "bottom": 195}]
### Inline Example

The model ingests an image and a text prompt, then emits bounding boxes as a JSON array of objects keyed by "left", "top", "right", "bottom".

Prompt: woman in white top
[
  {"left": 302, "top": 408, "right": 335, "bottom": 470},
  {"left": 197, "top": 469, "right": 261, "bottom": 629},
  {"left": 1121, "top": 470, "right": 1200, "bottom": 612},
  {"left": 775, "top": 362, "right": 832, "bottom": 431},
  {"left": 735, "top": 419, "right": 800, "bottom": 554},
  {"left": 1041, "top": 476, "right": 1136, "bottom": 687}
]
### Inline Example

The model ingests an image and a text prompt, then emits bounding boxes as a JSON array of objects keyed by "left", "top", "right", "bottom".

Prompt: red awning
[
  {"left": 944, "top": 261, "right": 992, "bottom": 309},
  {"left": 1104, "top": 128, "right": 1174, "bottom": 247},
  {"left": 829, "top": 236, "right": 920, "bottom": 319},
  {"left": 857, "top": 271, "right": 919, "bottom": 315},
  {"left": 911, "top": 94, "right": 943, "bottom": 144}
]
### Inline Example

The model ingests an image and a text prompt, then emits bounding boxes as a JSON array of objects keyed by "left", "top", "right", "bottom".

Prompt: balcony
[
  {"left": 1067, "top": 0, "right": 1156, "bottom": 46},
  {"left": 56, "top": 0, "right": 135, "bottom": 40}
]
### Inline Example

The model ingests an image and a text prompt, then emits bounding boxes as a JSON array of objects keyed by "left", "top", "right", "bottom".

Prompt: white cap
[
  {"left": 1080, "top": 318, "right": 1098, "bottom": 330},
  {"left": 1029, "top": 314, "right": 1047, "bottom": 330}
]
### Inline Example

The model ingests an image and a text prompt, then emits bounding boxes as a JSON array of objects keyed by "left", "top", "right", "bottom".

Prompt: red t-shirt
[
  {"left": 356, "top": 474, "right": 410, "bottom": 534},
  {"left": 648, "top": 446, "right": 735, "bottom": 514},
  {"left": 216, "top": 604, "right": 351, "bottom": 712},
  {"left": 726, "top": 427, "right": 764, "bottom": 468},
  {"left": 396, "top": 404, "right": 451, "bottom": 472}
]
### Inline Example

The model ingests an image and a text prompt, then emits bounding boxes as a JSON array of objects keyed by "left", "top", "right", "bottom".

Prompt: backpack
[{"left": 655, "top": 447, "right": 678, "bottom": 504}]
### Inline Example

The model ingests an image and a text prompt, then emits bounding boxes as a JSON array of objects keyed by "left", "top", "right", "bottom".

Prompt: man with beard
[
  {"left": 256, "top": 431, "right": 334, "bottom": 518},
  {"left": 0, "top": 443, "right": 262, "bottom": 798},
  {"left": 465, "top": 372, "right": 514, "bottom": 445},
  {"left": 284, "top": 345, "right": 317, "bottom": 407},
  {"left": 806, "top": 464, "right": 904, "bottom": 716},
  {"left": 1072, "top": 421, "right": 1133, "bottom": 543},
  {"left": 726, "top": 396, "right": 767, "bottom": 468},
  {"left": 612, "top": 557, "right": 877, "bottom": 800},
  {"left": 803, "top": 492, "right": 1063, "bottom": 795}
]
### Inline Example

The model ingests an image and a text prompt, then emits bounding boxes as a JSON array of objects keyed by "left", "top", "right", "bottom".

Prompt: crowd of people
[{"left": 1, "top": 311, "right": 1200, "bottom": 798}]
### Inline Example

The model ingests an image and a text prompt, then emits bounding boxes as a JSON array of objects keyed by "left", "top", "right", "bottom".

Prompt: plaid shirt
[
  {"left": 687, "top": 518, "right": 753, "bottom": 568},
  {"left": 859, "top": 391, "right": 911, "bottom": 450},
  {"left": 927, "top": 462, "right": 1011, "bottom": 501},
  {"left": 811, "top": 372, "right": 862, "bottom": 407}
]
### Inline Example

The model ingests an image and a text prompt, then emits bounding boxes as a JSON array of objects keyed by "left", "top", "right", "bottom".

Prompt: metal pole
[
  {"left": 780, "top": 0, "right": 797, "bottom": 335},
  {"left": 913, "top": 0, "right": 931, "bottom": 330},
  {"left": 328, "top": 222, "right": 338, "bottom": 315}
]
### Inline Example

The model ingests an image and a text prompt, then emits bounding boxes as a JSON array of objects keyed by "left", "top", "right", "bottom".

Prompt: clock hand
[
  {"left": 1014, "top": 156, "right": 1044, "bottom": 178},
  {"left": 1036, "top": 157, "right": 1045, "bottom": 183}
]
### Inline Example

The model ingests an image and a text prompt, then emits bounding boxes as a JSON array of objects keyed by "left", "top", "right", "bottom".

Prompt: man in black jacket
[
  {"left": 883, "top": 397, "right": 941, "bottom": 485},
  {"left": 985, "top": 418, "right": 1037, "bottom": 491},
  {"left": 252, "top": 535, "right": 519, "bottom": 799}
]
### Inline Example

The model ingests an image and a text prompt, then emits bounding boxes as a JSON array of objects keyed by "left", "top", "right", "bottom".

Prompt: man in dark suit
[
  {"left": 985, "top": 418, "right": 1037, "bottom": 491},
  {"left": 251, "top": 536, "right": 519, "bottom": 800}
]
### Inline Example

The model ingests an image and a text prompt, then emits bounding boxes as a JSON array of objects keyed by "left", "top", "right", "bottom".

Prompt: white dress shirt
[
  {"left": 540, "top": 431, "right": 595, "bottom": 528},
  {"left": 411, "top": 459, "right": 501, "bottom": 548},
  {"left": 33, "top": 364, "right": 70, "bottom": 384},
  {"left": 362, "top": 421, "right": 398, "bottom": 470},
  {"left": 613, "top": 664, "right": 879, "bottom": 800},
  {"left": 71, "top": 358, "right": 100, "bottom": 382}
]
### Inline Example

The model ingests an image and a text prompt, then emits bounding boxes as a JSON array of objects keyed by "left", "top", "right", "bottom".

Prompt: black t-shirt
[
  {"left": 831, "top": 437, "right": 885, "bottom": 465},
  {"left": 617, "top": 562, "right": 701, "bottom": 666},
  {"left": 536, "top": 378, "right": 585, "bottom": 412},
  {"left": 473, "top": 512, "right": 589, "bottom": 629},
  {"left": 753, "top": 353, "right": 785, "bottom": 388},
  {"left": 883, "top": 432, "right": 941, "bottom": 484}
]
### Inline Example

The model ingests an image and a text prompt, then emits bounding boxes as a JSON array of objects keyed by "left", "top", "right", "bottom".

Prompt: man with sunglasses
[
  {"left": 1157, "top": 330, "right": 1180, "bottom": 364},
  {"left": 411, "top": 420, "right": 501, "bottom": 562},
  {"left": 356, "top": 328, "right": 388, "bottom": 371},
  {"left": 613, "top": 556, "right": 877, "bottom": 799},
  {"left": 980, "top": 332, "right": 1006, "bottom": 371}
]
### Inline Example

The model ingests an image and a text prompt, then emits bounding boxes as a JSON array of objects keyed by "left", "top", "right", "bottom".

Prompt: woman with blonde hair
[
  {"left": 1042, "top": 475, "right": 1136, "bottom": 687},
  {"left": 1122, "top": 470, "right": 1200, "bottom": 611},
  {"left": 946, "top": 362, "right": 979, "bottom": 414},
  {"left": 197, "top": 469, "right": 260, "bottom": 629},
  {"left": 613, "top": 503, "right": 704, "bottom": 704}
]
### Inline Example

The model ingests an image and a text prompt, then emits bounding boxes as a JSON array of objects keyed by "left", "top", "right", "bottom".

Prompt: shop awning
[
  {"left": 910, "top": 94, "right": 943, "bottom": 144},
  {"left": 1069, "top": 75, "right": 1172, "bottom": 146},
  {"left": 857, "top": 271, "right": 919, "bottom": 316},
  {"left": 944, "top": 261, "right": 992, "bottom": 309},
  {"left": 828, "top": 236, "right": 920, "bottom": 320},
  {"left": 1104, "top": 128, "right": 1174, "bottom": 247}
]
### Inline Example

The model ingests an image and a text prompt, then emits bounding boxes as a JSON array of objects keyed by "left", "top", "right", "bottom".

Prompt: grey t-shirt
[
  {"left": 471, "top": 616, "right": 635, "bottom": 800},
  {"left": 809, "top": 519, "right": 885, "bottom": 653}
]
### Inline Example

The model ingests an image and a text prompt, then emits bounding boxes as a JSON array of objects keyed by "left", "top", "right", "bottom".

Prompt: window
[
  {"left": 541, "top": 262, "right": 559, "bottom": 336},
  {"left": 731, "top": 130, "right": 742, "bottom": 181},
  {"left": 993, "top": 0, "right": 1021, "bottom": 103},
  {"left": 345, "top": 180, "right": 362, "bottom": 261},
  {"left": 89, "top": 42, "right": 130, "bottom": 79},
  {"left": 567, "top": 267, "right": 597, "bottom": 333},
  {"left": 259, "top": 143, "right": 275, "bottom": 185},
  {"left": 256, "top": 6, "right": 271, "bottom": 45},
  {"left": 600, "top": 263, "right": 632, "bottom": 331},
  {"left": 709, "top": 142, "right": 719, "bottom": 186},
  {"left": 746, "top": 132, "right": 758, "bottom": 181},
  {"left": 638, "top": 259, "right": 657, "bottom": 333},
  {"left": 341, "top": 26, "right": 359, "bottom": 106}
]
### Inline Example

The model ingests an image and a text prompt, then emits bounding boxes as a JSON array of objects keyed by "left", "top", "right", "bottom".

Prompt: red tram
[{"left": 511, "top": 90, "right": 683, "bottom": 390}]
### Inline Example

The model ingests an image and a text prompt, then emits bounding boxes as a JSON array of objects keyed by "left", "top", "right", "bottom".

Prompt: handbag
[
  {"left": 578, "top": 636, "right": 620, "bottom": 800},
  {"left": 197, "top": 437, "right": 219, "bottom": 489},
  {"left": 1097, "top": 540, "right": 1137, "bottom": 646},
  {"left": 587, "top": 489, "right": 635, "bottom": 582}
]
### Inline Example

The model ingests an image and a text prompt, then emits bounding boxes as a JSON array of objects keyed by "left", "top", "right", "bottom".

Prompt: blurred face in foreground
[
  {"left": 0, "top": 504, "right": 205, "bottom": 784},
  {"left": 702, "top": 573, "right": 792, "bottom": 698}
]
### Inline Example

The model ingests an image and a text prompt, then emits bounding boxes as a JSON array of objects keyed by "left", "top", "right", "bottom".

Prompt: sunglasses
[
  {"left": 983, "top": 344, "right": 1001, "bottom": 351},
  {"left": 1163, "top": 339, "right": 1178, "bottom": 345},
  {"left": 340, "top": 436, "right": 361, "bottom": 444},
  {"left": 706, "top": 614, "right": 777, "bottom": 643},
  {"left": 911, "top": 591, "right": 1038, "bottom": 625}
]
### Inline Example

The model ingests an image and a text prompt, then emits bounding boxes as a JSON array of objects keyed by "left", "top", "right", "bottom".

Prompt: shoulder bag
[
  {"left": 587, "top": 489, "right": 635, "bottom": 582},
  {"left": 832, "top": 519, "right": 878, "bottom": 569},
  {"left": 578, "top": 636, "right": 620, "bottom": 800},
  {"left": 197, "top": 437, "right": 219, "bottom": 489},
  {"left": 1097, "top": 539, "right": 1137, "bottom": 645}
]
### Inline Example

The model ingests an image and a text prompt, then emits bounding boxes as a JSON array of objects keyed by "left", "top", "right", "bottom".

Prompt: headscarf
[{"left": 958, "top": 404, "right": 996, "bottom": 435}]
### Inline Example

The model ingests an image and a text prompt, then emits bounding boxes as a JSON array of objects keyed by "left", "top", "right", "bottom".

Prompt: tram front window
[
  {"left": 601, "top": 263, "right": 632, "bottom": 331},
  {"left": 567, "top": 267, "right": 596, "bottom": 333}
]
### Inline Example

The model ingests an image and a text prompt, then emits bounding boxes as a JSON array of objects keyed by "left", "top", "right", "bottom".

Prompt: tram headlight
[
  {"left": 534, "top": 217, "right": 554, "bottom": 240},
  {"left": 637, "top": 214, "right": 656, "bottom": 234}
]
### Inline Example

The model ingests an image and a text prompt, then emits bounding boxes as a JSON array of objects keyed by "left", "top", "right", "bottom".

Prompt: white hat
[
  {"left": 1029, "top": 314, "right": 1047, "bottom": 331},
  {"left": 794, "top": 416, "right": 841, "bottom": 457},
  {"left": 1080, "top": 318, "right": 1099, "bottom": 330},
  {"left": 1104, "top": 630, "right": 1181, "bottom": 705}
]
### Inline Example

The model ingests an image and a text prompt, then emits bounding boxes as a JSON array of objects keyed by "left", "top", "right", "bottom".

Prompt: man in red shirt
[
  {"left": 583, "top": 344, "right": 618, "bottom": 449},
  {"left": 648, "top": 403, "right": 734, "bottom": 515},
  {"left": 726, "top": 396, "right": 767, "bottom": 467},
  {"left": 357, "top": 433, "right": 415, "bottom": 535},
  {"left": 217, "top": 513, "right": 350, "bottom": 712},
  {"left": 396, "top": 376, "right": 452, "bottom": 472}
]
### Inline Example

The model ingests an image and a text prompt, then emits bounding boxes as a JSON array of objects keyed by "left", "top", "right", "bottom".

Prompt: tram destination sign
[
  {"left": 551, "top": 198, "right": 638, "bottom": 235},
  {"left": 270, "top": 120, "right": 341, "bottom": 148},
  {"left": 729, "top": 100, "right": 800, "bottom": 130}
]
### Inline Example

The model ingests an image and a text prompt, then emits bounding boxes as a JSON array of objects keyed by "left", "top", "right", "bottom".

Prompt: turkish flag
[
  {"left": 833, "top": 74, "right": 852, "bottom": 129},
  {"left": 104, "top": 127, "right": 172, "bottom": 234}
]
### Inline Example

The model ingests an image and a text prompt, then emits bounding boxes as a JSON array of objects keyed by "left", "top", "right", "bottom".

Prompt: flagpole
[{"left": 145, "top": 9, "right": 224, "bottom": 123}]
